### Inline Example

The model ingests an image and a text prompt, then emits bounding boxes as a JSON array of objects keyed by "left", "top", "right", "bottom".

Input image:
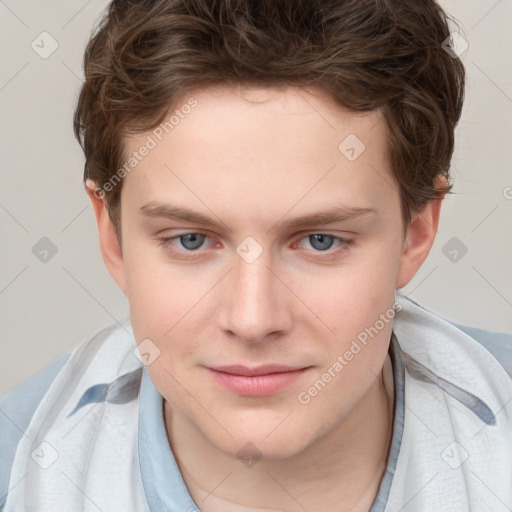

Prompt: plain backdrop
[{"left": 1, "top": 0, "right": 511, "bottom": 395}]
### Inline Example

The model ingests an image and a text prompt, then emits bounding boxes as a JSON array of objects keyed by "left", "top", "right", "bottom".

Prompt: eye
[
  {"left": 158, "top": 232, "right": 209, "bottom": 252},
  {"left": 176, "top": 233, "right": 206, "bottom": 250},
  {"left": 296, "top": 234, "right": 353, "bottom": 253},
  {"left": 309, "top": 234, "right": 335, "bottom": 251},
  {"left": 156, "top": 232, "right": 353, "bottom": 260}
]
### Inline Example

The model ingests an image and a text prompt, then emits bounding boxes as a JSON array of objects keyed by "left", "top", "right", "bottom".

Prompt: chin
[{"left": 209, "top": 420, "right": 319, "bottom": 463}]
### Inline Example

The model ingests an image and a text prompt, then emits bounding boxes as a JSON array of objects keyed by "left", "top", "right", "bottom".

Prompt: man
[{"left": 1, "top": 0, "right": 511, "bottom": 510}]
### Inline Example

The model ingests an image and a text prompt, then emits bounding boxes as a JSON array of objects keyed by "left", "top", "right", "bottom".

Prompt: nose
[{"left": 218, "top": 249, "right": 293, "bottom": 343}]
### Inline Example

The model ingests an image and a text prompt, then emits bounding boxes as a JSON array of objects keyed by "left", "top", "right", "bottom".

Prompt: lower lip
[{"left": 207, "top": 368, "right": 310, "bottom": 396}]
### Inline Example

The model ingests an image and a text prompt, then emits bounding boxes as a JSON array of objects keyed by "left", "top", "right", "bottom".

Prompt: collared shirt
[{"left": 1, "top": 303, "right": 511, "bottom": 511}]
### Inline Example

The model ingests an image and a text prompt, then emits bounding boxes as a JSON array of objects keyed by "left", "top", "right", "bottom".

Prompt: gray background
[{"left": 1, "top": 0, "right": 511, "bottom": 395}]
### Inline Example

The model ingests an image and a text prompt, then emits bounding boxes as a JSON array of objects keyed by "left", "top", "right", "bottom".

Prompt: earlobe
[
  {"left": 85, "top": 180, "right": 126, "bottom": 293},
  {"left": 396, "top": 196, "right": 443, "bottom": 290}
]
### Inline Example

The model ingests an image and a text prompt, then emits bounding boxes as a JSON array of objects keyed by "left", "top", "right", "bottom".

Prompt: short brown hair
[{"left": 73, "top": 0, "right": 466, "bottom": 242}]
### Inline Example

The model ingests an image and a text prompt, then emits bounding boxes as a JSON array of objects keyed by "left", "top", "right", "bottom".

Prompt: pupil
[
  {"left": 182, "top": 234, "right": 204, "bottom": 250},
  {"left": 311, "top": 234, "right": 333, "bottom": 251}
]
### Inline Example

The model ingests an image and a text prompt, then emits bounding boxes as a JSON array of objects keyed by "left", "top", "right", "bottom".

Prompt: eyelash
[{"left": 156, "top": 232, "right": 353, "bottom": 259}]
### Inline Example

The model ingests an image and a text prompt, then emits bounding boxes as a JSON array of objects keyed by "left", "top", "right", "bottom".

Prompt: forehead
[{"left": 121, "top": 85, "right": 398, "bottom": 226}]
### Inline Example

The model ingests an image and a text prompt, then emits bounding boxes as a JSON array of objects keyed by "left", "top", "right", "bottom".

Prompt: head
[{"left": 75, "top": 0, "right": 465, "bottom": 459}]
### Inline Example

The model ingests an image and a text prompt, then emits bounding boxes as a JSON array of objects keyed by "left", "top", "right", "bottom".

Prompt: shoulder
[
  {"left": 0, "top": 317, "right": 134, "bottom": 509},
  {"left": 447, "top": 320, "right": 512, "bottom": 379},
  {"left": 394, "top": 294, "right": 512, "bottom": 380},
  {"left": 0, "top": 355, "right": 69, "bottom": 508}
]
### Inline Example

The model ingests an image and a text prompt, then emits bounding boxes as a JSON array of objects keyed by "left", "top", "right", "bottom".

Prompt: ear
[
  {"left": 396, "top": 182, "right": 446, "bottom": 290},
  {"left": 85, "top": 180, "right": 126, "bottom": 294}
]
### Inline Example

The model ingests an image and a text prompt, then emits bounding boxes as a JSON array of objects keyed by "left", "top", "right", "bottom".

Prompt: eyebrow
[{"left": 139, "top": 201, "right": 376, "bottom": 230}]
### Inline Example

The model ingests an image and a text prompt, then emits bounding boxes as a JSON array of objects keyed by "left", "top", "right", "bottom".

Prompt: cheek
[
  {"left": 293, "top": 248, "right": 398, "bottom": 405},
  {"left": 293, "top": 248, "right": 399, "bottom": 334},
  {"left": 122, "top": 239, "right": 188, "bottom": 326},
  {"left": 123, "top": 245, "right": 208, "bottom": 376},
  {"left": 300, "top": 279, "right": 395, "bottom": 419}
]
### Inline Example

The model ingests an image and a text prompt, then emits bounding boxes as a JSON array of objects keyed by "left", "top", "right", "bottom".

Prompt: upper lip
[{"left": 208, "top": 364, "right": 309, "bottom": 376}]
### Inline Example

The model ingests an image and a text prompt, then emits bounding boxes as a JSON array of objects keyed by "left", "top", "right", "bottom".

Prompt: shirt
[{"left": 1, "top": 295, "right": 512, "bottom": 511}]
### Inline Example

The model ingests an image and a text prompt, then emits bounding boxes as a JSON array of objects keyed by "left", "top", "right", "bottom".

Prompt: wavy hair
[{"left": 73, "top": 0, "right": 466, "bottom": 241}]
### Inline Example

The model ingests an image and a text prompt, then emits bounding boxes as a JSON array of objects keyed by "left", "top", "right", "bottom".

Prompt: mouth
[{"left": 205, "top": 364, "right": 312, "bottom": 396}]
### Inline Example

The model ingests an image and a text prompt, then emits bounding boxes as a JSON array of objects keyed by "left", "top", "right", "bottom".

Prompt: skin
[{"left": 86, "top": 85, "right": 444, "bottom": 511}]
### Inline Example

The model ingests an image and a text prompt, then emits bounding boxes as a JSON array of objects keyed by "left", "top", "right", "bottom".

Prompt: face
[{"left": 96, "top": 85, "right": 430, "bottom": 460}]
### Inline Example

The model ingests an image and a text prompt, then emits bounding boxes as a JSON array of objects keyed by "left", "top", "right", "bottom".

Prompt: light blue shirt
[{"left": 1, "top": 319, "right": 511, "bottom": 510}]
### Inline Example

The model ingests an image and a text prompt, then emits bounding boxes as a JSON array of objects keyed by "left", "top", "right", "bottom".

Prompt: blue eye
[
  {"left": 176, "top": 233, "right": 206, "bottom": 250},
  {"left": 308, "top": 234, "right": 335, "bottom": 251},
  {"left": 297, "top": 234, "right": 353, "bottom": 253},
  {"left": 157, "top": 232, "right": 352, "bottom": 259}
]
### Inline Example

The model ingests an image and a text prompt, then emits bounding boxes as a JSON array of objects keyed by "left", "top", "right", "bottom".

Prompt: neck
[{"left": 165, "top": 354, "right": 394, "bottom": 512}]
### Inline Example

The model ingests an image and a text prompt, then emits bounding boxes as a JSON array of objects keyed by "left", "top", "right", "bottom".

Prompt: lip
[{"left": 206, "top": 364, "right": 311, "bottom": 396}]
